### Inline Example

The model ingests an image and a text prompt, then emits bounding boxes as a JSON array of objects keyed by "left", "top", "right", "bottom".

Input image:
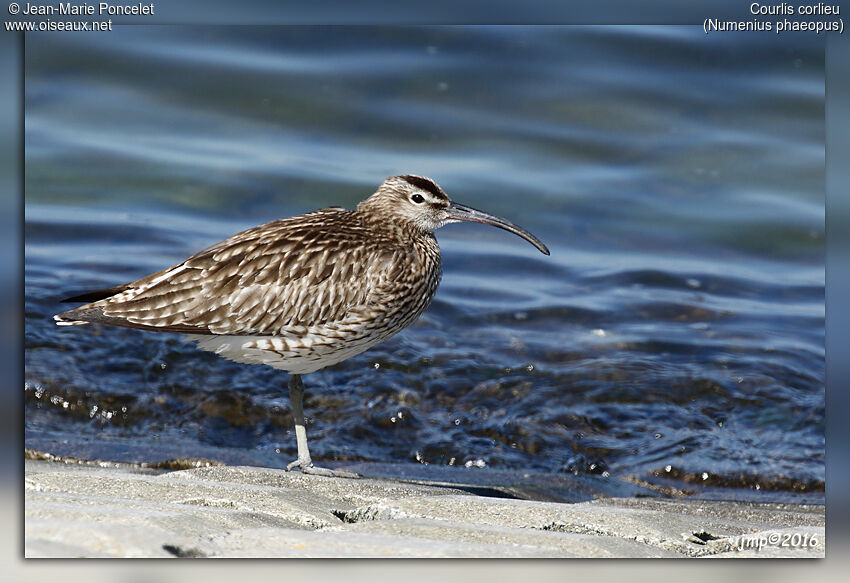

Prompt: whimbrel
[{"left": 55, "top": 175, "right": 549, "bottom": 477}]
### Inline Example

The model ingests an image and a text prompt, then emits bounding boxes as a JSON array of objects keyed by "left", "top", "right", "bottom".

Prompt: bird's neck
[{"left": 355, "top": 206, "right": 432, "bottom": 247}]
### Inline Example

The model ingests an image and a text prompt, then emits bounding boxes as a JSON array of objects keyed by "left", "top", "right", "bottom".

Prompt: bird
[{"left": 54, "top": 175, "right": 550, "bottom": 478}]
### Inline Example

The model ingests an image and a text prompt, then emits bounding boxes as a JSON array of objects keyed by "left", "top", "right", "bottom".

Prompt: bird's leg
[
  {"left": 285, "top": 374, "right": 359, "bottom": 479},
  {"left": 286, "top": 374, "right": 312, "bottom": 469}
]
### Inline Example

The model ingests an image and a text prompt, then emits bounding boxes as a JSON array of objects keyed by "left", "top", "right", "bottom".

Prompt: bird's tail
[
  {"left": 54, "top": 284, "right": 128, "bottom": 326},
  {"left": 54, "top": 314, "right": 89, "bottom": 326}
]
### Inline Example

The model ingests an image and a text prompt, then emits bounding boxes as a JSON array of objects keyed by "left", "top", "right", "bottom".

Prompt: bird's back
[{"left": 55, "top": 207, "right": 443, "bottom": 350}]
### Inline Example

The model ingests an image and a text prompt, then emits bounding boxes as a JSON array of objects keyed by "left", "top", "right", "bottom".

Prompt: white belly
[{"left": 186, "top": 328, "right": 397, "bottom": 374}]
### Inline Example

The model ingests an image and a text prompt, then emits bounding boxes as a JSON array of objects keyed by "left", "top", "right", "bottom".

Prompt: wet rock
[{"left": 25, "top": 459, "right": 824, "bottom": 558}]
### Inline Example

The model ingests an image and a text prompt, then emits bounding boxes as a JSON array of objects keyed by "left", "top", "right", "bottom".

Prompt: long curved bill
[{"left": 446, "top": 202, "right": 550, "bottom": 256}]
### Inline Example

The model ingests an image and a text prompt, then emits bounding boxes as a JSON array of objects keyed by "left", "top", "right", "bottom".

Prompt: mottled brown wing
[{"left": 56, "top": 209, "right": 412, "bottom": 335}]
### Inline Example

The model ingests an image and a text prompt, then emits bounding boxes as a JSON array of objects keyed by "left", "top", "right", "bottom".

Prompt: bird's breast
[{"left": 383, "top": 235, "right": 442, "bottom": 323}]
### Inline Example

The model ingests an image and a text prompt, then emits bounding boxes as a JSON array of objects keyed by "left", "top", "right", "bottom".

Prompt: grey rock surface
[{"left": 25, "top": 460, "right": 825, "bottom": 558}]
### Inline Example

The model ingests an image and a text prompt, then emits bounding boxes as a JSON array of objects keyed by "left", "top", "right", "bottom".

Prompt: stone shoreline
[{"left": 25, "top": 459, "right": 824, "bottom": 558}]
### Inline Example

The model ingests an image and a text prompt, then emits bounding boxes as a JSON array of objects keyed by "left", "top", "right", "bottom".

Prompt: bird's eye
[{"left": 411, "top": 194, "right": 425, "bottom": 204}]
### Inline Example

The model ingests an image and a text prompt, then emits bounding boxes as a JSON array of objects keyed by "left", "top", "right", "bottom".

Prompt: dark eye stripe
[{"left": 400, "top": 175, "right": 448, "bottom": 201}]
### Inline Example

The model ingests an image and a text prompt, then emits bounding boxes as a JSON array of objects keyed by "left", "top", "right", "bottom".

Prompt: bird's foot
[{"left": 285, "top": 458, "right": 360, "bottom": 479}]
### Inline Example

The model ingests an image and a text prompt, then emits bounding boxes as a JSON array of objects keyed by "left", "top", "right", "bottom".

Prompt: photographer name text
[{"left": 17, "top": 2, "right": 153, "bottom": 16}]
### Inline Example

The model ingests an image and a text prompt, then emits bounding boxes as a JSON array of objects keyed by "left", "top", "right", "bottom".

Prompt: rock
[{"left": 24, "top": 459, "right": 824, "bottom": 558}]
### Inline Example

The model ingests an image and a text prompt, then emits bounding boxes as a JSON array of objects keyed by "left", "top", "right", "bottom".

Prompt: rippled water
[{"left": 24, "top": 26, "right": 824, "bottom": 501}]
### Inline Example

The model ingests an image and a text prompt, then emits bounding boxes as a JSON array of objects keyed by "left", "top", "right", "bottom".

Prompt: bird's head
[{"left": 358, "top": 175, "right": 550, "bottom": 255}]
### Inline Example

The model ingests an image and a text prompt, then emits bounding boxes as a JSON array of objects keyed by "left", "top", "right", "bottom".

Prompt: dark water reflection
[{"left": 25, "top": 26, "right": 824, "bottom": 502}]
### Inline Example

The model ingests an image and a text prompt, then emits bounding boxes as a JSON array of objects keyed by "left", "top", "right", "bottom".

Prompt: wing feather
[{"left": 54, "top": 208, "right": 420, "bottom": 336}]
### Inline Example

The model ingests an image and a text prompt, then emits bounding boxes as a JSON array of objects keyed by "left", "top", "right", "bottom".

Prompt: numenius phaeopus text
[{"left": 55, "top": 175, "right": 549, "bottom": 477}]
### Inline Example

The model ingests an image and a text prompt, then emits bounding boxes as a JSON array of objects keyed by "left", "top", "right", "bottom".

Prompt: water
[{"left": 24, "top": 26, "right": 824, "bottom": 502}]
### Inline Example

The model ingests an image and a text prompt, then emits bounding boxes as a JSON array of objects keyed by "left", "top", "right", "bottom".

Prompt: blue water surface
[{"left": 25, "top": 26, "right": 824, "bottom": 501}]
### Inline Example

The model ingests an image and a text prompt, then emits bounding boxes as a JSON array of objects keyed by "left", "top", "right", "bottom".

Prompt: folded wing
[{"left": 54, "top": 209, "right": 412, "bottom": 336}]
